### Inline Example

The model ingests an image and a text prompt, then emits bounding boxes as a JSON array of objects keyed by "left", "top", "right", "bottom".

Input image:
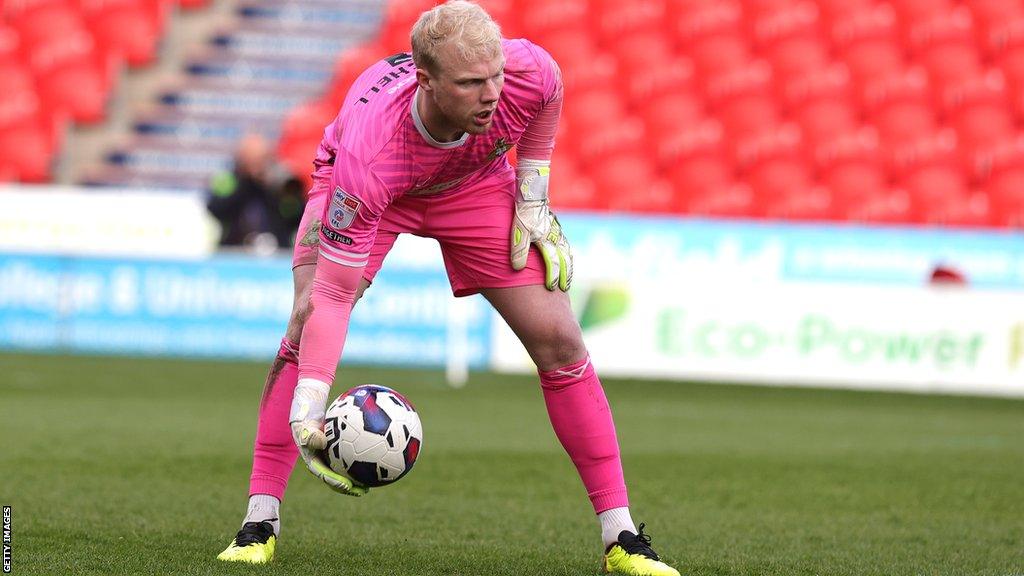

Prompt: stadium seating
[
  {"left": 6, "top": 0, "right": 1021, "bottom": 230},
  {"left": 292, "top": 0, "right": 1013, "bottom": 229},
  {"left": 0, "top": 0, "right": 199, "bottom": 182}
]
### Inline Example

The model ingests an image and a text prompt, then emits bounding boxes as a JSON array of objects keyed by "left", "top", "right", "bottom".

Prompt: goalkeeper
[{"left": 218, "top": 2, "right": 678, "bottom": 575}]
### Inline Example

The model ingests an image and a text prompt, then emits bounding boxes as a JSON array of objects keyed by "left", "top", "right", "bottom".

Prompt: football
[{"left": 322, "top": 384, "right": 423, "bottom": 488}]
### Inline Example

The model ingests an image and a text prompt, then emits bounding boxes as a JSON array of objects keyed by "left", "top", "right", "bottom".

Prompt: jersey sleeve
[
  {"left": 516, "top": 42, "right": 564, "bottom": 161},
  {"left": 317, "top": 146, "right": 392, "bottom": 266},
  {"left": 297, "top": 147, "right": 393, "bottom": 385}
]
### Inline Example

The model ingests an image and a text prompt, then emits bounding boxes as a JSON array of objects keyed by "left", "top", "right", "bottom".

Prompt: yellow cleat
[
  {"left": 217, "top": 521, "right": 277, "bottom": 564},
  {"left": 602, "top": 523, "right": 680, "bottom": 576}
]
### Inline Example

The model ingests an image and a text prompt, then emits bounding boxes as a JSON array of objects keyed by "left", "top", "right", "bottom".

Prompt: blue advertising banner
[
  {"left": 0, "top": 252, "right": 492, "bottom": 367},
  {"left": 558, "top": 214, "right": 1024, "bottom": 289}
]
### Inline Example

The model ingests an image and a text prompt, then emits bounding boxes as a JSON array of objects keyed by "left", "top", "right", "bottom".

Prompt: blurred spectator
[{"left": 207, "top": 133, "right": 305, "bottom": 248}]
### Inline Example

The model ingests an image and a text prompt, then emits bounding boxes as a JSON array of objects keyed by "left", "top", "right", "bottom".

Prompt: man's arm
[
  {"left": 510, "top": 45, "right": 572, "bottom": 291},
  {"left": 289, "top": 148, "right": 389, "bottom": 496}
]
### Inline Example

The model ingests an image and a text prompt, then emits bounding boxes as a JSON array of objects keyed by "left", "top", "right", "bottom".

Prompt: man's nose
[{"left": 482, "top": 78, "right": 500, "bottom": 102}]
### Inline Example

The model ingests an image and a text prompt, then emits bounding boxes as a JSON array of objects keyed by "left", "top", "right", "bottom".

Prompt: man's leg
[
  {"left": 218, "top": 264, "right": 315, "bottom": 563},
  {"left": 481, "top": 284, "right": 679, "bottom": 576},
  {"left": 221, "top": 185, "right": 404, "bottom": 563},
  {"left": 220, "top": 263, "right": 373, "bottom": 564}
]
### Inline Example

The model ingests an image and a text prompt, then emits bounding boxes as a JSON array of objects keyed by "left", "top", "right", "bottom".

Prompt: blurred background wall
[{"left": 1, "top": 0, "right": 1023, "bottom": 395}]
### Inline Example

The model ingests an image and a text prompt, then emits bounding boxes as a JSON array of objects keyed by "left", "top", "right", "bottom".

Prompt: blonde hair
[{"left": 411, "top": 1, "right": 502, "bottom": 75}]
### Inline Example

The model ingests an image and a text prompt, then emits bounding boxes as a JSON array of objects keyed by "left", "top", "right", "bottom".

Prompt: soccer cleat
[
  {"left": 602, "top": 523, "right": 680, "bottom": 576},
  {"left": 217, "top": 520, "right": 277, "bottom": 564}
]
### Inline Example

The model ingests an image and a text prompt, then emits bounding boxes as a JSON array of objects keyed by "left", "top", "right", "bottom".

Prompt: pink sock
[
  {"left": 249, "top": 338, "right": 301, "bottom": 500},
  {"left": 539, "top": 356, "right": 629, "bottom": 514}
]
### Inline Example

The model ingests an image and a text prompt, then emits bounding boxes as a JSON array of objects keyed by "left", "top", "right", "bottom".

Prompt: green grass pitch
[{"left": 1, "top": 352, "right": 1022, "bottom": 576}]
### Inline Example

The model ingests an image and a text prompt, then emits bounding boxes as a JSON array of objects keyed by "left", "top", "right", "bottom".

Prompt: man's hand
[
  {"left": 289, "top": 379, "right": 367, "bottom": 497},
  {"left": 511, "top": 160, "right": 573, "bottom": 291}
]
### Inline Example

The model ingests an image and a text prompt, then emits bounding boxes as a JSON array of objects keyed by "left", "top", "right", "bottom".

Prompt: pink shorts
[{"left": 292, "top": 172, "right": 546, "bottom": 297}]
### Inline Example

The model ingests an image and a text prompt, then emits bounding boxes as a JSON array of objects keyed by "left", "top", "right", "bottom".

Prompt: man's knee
[{"left": 532, "top": 324, "right": 587, "bottom": 371}]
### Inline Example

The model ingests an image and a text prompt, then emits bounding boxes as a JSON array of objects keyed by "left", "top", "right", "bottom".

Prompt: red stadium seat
[
  {"left": 832, "top": 4, "right": 905, "bottom": 83},
  {"left": 276, "top": 97, "right": 339, "bottom": 189},
  {"left": 942, "top": 70, "right": 1013, "bottom": 152},
  {"left": 746, "top": 156, "right": 815, "bottom": 202},
  {"left": 675, "top": 1, "right": 752, "bottom": 74},
  {"left": 687, "top": 33, "right": 753, "bottom": 75},
  {"left": 590, "top": 0, "right": 666, "bottom": 46},
  {"left": 920, "top": 190, "right": 993, "bottom": 227},
  {"left": 639, "top": 91, "right": 704, "bottom": 144},
  {"left": 901, "top": 165, "right": 971, "bottom": 209},
  {"left": 873, "top": 102, "right": 937, "bottom": 147},
  {"left": 888, "top": 129, "right": 960, "bottom": 178},
  {"left": 660, "top": 120, "right": 735, "bottom": 192},
  {"left": 741, "top": 0, "right": 804, "bottom": 17},
  {"left": 967, "top": 0, "right": 1024, "bottom": 27},
  {"left": 781, "top": 64, "right": 857, "bottom": 145},
  {"left": 607, "top": 31, "right": 676, "bottom": 72},
  {"left": 559, "top": 52, "right": 617, "bottom": 96},
  {"left": 734, "top": 123, "right": 811, "bottom": 200},
  {"left": 751, "top": 2, "right": 831, "bottom": 84},
  {"left": 572, "top": 115, "right": 645, "bottom": 169},
  {"left": 563, "top": 89, "right": 627, "bottom": 128},
  {"left": 681, "top": 183, "right": 756, "bottom": 218},
  {"left": 815, "top": 127, "right": 887, "bottom": 199},
  {"left": 518, "top": 0, "right": 589, "bottom": 41},
  {"left": 533, "top": 28, "right": 599, "bottom": 72},
  {"left": 592, "top": 154, "right": 655, "bottom": 205},
  {"left": 891, "top": 0, "right": 955, "bottom": 21},
  {"left": 987, "top": 166, "right": 1024, "bottom": 226},
  {"left": 668, "top": 156, "right": 736, "bottom": 197},
  {"left": 971, "top": 134, "right": 1024, "bottom": 190},
  {"left": 838, "top": 187, "right": 919, "bottom": 224},
  {"left": 765, "top": 36, "right": 831, "bottom": 80},
  {"left": 751, "top": 1, "right": 821, "bottom": 39},
  {"left": 988, "top": 19, "right": 1024, "bottom": 104},
  {"left": 26, "top": 35, "right": 114, "bottom": 124},
  {"left": 705, "top": 61, "right": 779, "bottom": 137},
  {"left": 794, "top": 99, "right": 860, "bottom": 147},
  {"left": 762, "top": 186, "right": 835, "bottom": 221},
  {"left": 862, "top": 68, "right": 938, "bottom": 146},
  {"left": 815, "top": 0, "right": 874, "bottom": 24},
  {"left": 624, "top": 56, "right": 695, "bottom": 107},
  {"left": 548, "top": 153, "right": 601, "bottom": 211},
  {"left": 77, "top": 0, "right": 170, "bottom": 68},
  {"left": 10, "top": 0, "right": 115, "bottom": 124},
  {"left": 0, "top": 87, "right": 60, "bottom": 182},
  {"left": 908, "top": 7, "right": 981, "bottom": 90}
]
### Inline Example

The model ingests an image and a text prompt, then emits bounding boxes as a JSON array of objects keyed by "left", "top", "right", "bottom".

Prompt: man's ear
[{"left": 416, "top": 68, "right": 433, "bottom": 93}]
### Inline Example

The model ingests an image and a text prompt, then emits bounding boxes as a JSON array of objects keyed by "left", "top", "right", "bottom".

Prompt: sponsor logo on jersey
[
  {"left": 321, "top": 226, "right": 354, "bottom": 245},
  {"left": 328, "top": 187, "right": 361, "bottom": 230},
  {"left": 487, "top": 137, "right": 513, "bottom": 160}
]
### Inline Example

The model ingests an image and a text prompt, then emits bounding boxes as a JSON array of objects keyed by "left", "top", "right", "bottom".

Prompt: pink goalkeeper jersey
[
  {"left": 308, "top": 38, "right": 563, "bottom": 265},
  {"left": 296, "top": 38, "right": 563, "bottom": 384}
]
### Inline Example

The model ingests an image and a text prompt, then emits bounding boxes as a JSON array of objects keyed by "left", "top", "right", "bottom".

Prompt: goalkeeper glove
[
  {"left": 289, "top": 378, "right": 367, "bottom": 497},
  {"left": 510, "top": 159, "right": 573, "bottom": 291}
]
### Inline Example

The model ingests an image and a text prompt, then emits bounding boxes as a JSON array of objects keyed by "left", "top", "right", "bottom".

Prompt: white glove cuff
[
  {"left": 516, "top": 158, "right": 551, "bottom": 202},
  {"left": 290, "top": 378, "right": 330, "bottom": 423}
]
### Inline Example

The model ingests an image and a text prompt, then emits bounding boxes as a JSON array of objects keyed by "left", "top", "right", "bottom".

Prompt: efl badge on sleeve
[{"left": 328, "top": 186, "right": 361, "bottom": 230}]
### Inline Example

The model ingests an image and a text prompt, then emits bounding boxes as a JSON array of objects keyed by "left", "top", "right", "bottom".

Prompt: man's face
[{"left": 427, "top": 44, "right": 505, "bottom": 136}]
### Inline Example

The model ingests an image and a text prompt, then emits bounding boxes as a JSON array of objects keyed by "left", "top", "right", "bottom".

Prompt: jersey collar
[{"left": 411, "top": 87, "right": 470, "bottom": 149}]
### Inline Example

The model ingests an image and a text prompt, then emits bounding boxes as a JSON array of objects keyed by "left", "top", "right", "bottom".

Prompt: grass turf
[{"left": 0, "top": 352, "right": 1022, "bottom": 576}]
